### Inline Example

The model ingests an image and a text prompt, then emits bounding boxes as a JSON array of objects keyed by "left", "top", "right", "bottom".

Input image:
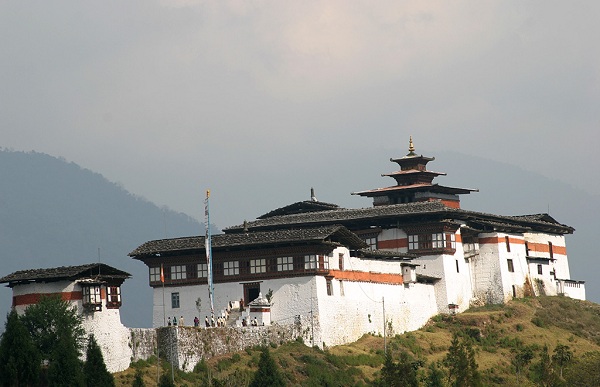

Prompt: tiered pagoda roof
[{"left": 351, "top": 137, "right": 477, "bottom": 208}]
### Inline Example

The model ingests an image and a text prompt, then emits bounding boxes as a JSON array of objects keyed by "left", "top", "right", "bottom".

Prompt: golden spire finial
[{"left": 407, "top": 136, "right": 417, "bottom": 156}]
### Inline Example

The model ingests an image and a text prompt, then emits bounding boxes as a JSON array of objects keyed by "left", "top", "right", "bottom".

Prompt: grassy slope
[{"left": 114, "top": 296, "right": 600, "bottom": 386}]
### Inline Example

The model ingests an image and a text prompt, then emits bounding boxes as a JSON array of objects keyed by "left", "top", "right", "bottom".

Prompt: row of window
[
  {"left": 507, "top": 259, "right": 545, "bottom": 276},
  {"left": 82, "top": 285, "right": 122, "bottom": 310},
  {"left": 151, "top": 255, "right": 330, "bottom": 283},
  {"left": 408, "top": 233, "right": 456, "bottom": 251}
]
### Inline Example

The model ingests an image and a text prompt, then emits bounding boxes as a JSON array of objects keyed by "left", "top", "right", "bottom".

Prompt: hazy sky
[{"left": 1, "top": 1, "right": 598, "bottom": 229}]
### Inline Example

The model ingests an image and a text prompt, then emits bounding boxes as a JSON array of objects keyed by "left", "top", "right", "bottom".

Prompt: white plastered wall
[
  {"left": 152, "top": 246, "right": 438, "bottom": 348},
  {"left": 11, "top": 281, "right": 132, "bottom": 373}
]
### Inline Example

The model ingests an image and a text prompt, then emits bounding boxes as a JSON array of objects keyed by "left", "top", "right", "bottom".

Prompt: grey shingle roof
[
  {"left": 257, "top": 200, "right": 341, "bottom": 219},
  {"left": 226, "top": 201, "right": 450, "bottom": 231},
  {"left": 224, "top": 201, "right": 574, "bottom": 235},
  {"left": 129, "top": 225, "right": 368, "bottom": 257},
  {"left": 355, "top": 249, "right": 417, "bottom": 260},
  {"left": 0, "top": 263, "right": 131, "bottom": 285}
]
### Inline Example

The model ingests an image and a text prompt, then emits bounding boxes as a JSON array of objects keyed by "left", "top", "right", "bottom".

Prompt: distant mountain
[{"left": 0, "top": 149, "right": 204, "bottom": 328}]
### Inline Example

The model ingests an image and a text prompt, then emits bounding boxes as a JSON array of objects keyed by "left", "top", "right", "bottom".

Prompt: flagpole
[
  {"left": 161, "top": 263, "right": 166, "bottom": 326},
  {"left": 205, "top": 190, "right": 215, "bottom": 318}
]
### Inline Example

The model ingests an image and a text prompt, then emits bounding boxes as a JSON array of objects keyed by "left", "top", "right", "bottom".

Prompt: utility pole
[
  {"left": 383, "top": 297, "right": 386, "bottom": 354},
  {"left": 311, "top": 280, "right": 314, "bottom": 347}
]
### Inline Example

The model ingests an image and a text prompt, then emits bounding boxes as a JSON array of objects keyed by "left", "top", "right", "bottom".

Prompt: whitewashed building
[
  {"left": 130, "top": 139, "right": 585, "bottom": 348},
  {"left": 0, "top": 263, "right": 134, "bottom": 373}
]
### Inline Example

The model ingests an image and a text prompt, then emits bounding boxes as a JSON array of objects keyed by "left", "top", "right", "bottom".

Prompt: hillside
[
  {"left": 0, "top": 149, "right": 205, "bottom": 328},
  {"left": 115, "top": 296, "right": 600, "bottom": 386}
]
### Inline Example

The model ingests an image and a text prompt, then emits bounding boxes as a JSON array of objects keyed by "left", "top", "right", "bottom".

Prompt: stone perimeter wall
[
  {"left": 129, "top": 328, "right": 158, "bottom": 363},
  {"left": 156, "top": 322, "right": 305, "bottom": 372}
]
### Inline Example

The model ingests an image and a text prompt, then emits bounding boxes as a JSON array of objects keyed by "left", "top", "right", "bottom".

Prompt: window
[
  {"left": 277, "top": 257, "right": 294, "bottom": 271},
  {"left": 82, "top": 285, "right": 102, "bottom": 310},
  {"left": 364, "top": 236, "right": 377, "bottom": 250},
  {"left": 223, "top": 261, "right": 239, "bottom": 276},
  {"left": 432, "top": 233, "right": 444, "bottom": 248},
  {"left": 507, "top": 259, "right": 514, "bottom": 273},
  {"left": 304, "top": 255, "right": 318, "bottom": 270},
  {"left": 446, "top": 233, "right": 456, "bottom": 249},
  {"left": 548, "top": 242, "right": 554, "bottom": 259},
  {"left": 339, "top": 253, "right": 344, "bottom": 271},
  {"left": 171, "top": 265, "right": 187, "bottom": 280},
  {"left": 408, "top": 232, "right": 456, "bottom": 251},
  {"left": 326, "top": 278, "right": 333, "bottom": 296},
  {"left": 525, "top": 242, "right": 530, "bottom": 256},
  {"left": 321, "top": 255, "right": 329, "bottom": 270},
  {"left": 171, "top": 292, "right": 180, "bottom": 308},
  {"left": 197, "top": 263, "right": 208, "bottom": 278},
  {"left": 537, "top": 264, "right": 543, "bottom": 275},
  {"left": 149, "top": 267, "right": 161, "bottom": 282},
  {"left": 339, "top": 280, "right": 345, "bottom": 296},
  {"left": 505, "top": 236, "right": 511, "bottom": 252},
  {"left": 250, "top": 259, "right": 266, "bottom": 274},
  {"left": 106, "top": 286, "right": 121, "bottom": 308},
  {"left": 408, "top": 235, "right": 419, "bottom": 250}
]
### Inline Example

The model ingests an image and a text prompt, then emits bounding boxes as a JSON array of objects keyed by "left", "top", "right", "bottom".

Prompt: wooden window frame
[
  {"left": 170, "top": 265, "right": 187, "bottom": 280},
  {"left": 82, "top": 285, "right": 102, "bottom": 311},
  {"left": 250, "top": 259, "right": 267, "bottom": 274},
  {"left": 149, "top": 267, "right": 161, "bottom": 282},
  {"left": 507, "top": 259, "right": 514, "bottom": 273},
  {"left": 277, "top": 257, "right": 293, "bottom": 272},
  {"left": 223, "top": 261, "right": 240, "bottom": 276},
  {"left": 197, "top": 263, "right": 208, "bottom": 278},
  {"left": 106, "top": 286, "right": 122, "bottom": 309},
  {"left": 304, "top": 255, "right": 318, "bottom": 270},
  {"left": 326, "top": 278, "right": 333, "bottom": 296},
  {"left": 171, "top": 292, "right": 180, "bottom": 309}
]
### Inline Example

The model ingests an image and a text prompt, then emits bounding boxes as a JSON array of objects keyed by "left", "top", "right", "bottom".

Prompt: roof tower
[{"left": 352, "top": 137, "right": 477, "bottom": 208}]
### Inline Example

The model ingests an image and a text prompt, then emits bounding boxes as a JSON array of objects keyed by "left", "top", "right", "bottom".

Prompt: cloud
[{"left": 0, "top": 0, "right": 598, "bottom": 223}]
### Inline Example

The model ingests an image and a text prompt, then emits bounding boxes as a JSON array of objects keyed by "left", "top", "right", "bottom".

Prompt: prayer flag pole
[{"left": 205, "top": 190, "right": 215, "bottom": 317}]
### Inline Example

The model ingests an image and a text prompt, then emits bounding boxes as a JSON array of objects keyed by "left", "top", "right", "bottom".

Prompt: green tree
[
  {"left": 379, "top": 351, "right": 400, "bottom": 387},
  {"left": 249, "top": 346, "right": 286, "bottom": 387},
  {"left": 465, "top": 340, "right": 482, "bottom": 387},
  {"left": 552, "top": 344, "right": 573, "bottom": 379},
  {"left": 563, "top": 351, "right": 600, "bottom": 387},
  {"left": 424, "top": 362, "right": 444, "bottom": 387},
  {"left": 47, "top": 333, "right": 85, "bottom": 387},
  {"left": 530, "top": 345, "right": 559, "bottom": 387},
  {"left": 21, "top": 295, "right": 85, "bottom": 361},
  {"left": 511, "top": 346, "right": 534, "bottom": 385},
  {"left": 158, "top": 373, "right": 175, "bottom": 387},
  {"left": 132, "top": 368, "right": 146, "bottom": 387},
  {"left": 84, "top": 334, "right": 115, "bottom": 387},
  {"left": 0, "top": 310, "right": 41, "bottom": 387},
  {"left": 444, "top": 334, "right": 480, "bottom": 387},
  {"left": 377, "top": 350, "right": 424, "bottom": 387}
]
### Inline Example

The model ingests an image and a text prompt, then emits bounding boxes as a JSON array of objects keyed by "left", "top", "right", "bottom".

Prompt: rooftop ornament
[{"left": 407, "top": 135, "right": 417, "bottom": 157}]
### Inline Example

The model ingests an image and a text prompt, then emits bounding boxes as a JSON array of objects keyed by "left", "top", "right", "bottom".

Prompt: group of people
[
  {"left": 167, "top": 316, "right": 185, "bottom": 327},
  {"left": 242, "top": 316, "right": 259, "bottom": 327},
  {"left": 166, "top": 299, "right": 261, "bottom": 329}
]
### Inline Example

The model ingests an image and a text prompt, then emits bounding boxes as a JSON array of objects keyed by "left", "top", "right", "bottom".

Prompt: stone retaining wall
[
  {"left": 129, "top": 328, "right": 157, "bottom": 363},
  {"left": 157, "top": 322, "right": 305, "bottom": 372}
]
